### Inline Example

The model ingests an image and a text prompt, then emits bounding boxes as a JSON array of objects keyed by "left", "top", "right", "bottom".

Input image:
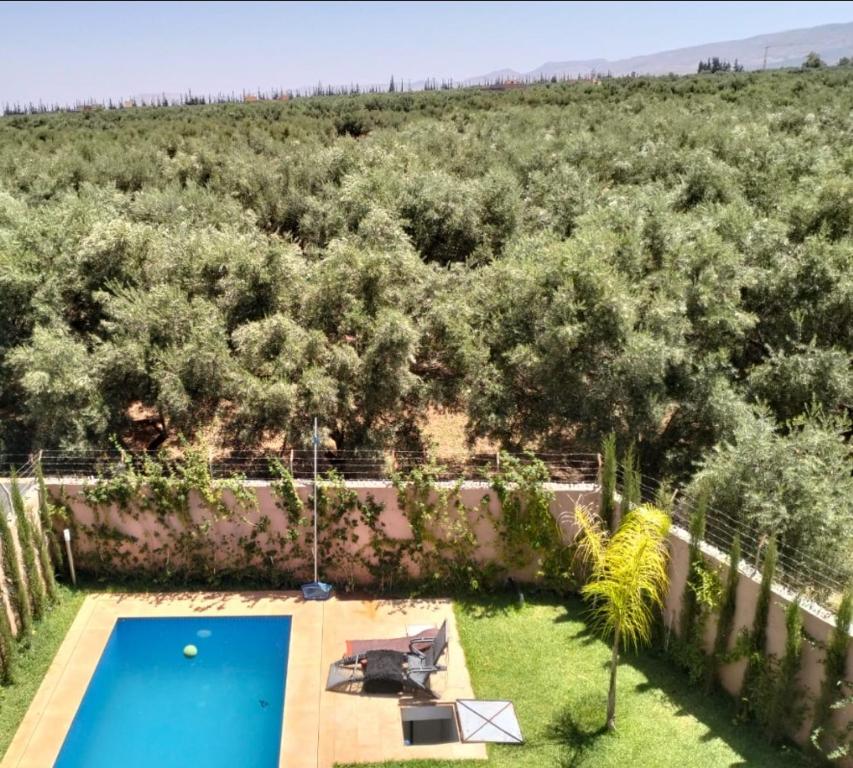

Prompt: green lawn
[
  {"left": 0, "top": 586, "right": 86, "bottom": 759},
  {"left": 340, "top": 595, "right": 815, "bottom": 768}
]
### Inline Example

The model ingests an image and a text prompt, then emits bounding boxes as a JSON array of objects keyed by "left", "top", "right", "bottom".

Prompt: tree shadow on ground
[
  {"left": 624, "top": 649, "right": 816, "bottom": 767},
  {"left": 456, "top": 589, "right": 531, "bottom": 619},
  {"left": 570, "top": 624, "right": 601, "bottom": 648},
  {"left": 550, "top": 595, "right": 601, "bottom": 647},
  {"left": 546, "top": 695, "right": 610, "bottom": 768}
]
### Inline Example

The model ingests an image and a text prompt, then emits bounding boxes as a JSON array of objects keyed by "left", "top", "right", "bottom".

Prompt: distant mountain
[{"left": 466, "top": 21, "right": 853, "bottom": 83}]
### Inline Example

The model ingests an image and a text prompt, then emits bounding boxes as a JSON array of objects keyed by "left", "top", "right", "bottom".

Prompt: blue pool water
[{"left": 54, "top": 616, "right": 291, "bottom": 768}]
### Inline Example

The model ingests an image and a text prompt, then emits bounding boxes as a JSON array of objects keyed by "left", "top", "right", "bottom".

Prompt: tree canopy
[{"left": 0, "top": 69, "right": 850, "bottom": 501}]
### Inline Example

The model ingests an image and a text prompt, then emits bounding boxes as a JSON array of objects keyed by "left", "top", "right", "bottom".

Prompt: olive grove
[{"left": 0, "top": 70, "right": 851, "bottom": 579}]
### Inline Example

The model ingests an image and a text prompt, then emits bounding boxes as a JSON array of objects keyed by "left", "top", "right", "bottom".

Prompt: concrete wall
[{"left": 40, "top": 478, "right": 853, "bottom": 755}]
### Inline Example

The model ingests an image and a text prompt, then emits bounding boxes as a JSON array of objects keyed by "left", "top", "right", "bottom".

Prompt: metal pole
[
  {"left": 313, "top": 417, "right": 318, "bottom": 584},
  {"left": 63, "top": 528, "right": 77, "bottom": 586}
]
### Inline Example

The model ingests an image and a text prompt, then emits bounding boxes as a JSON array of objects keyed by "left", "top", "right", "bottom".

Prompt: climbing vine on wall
[
  {"left": 490, "top": 452, "right": 571, "bottom": 590},
  {"left": 52, "top": 449, "right": 573, "bottom": 595},
  {"left": 81, "top": 443, "right": 256, "bottom": 521},
  {"left": 267, "top": 461, "right": 408, "bottom": 591},
  {"left": 392, "top": 460, "right": 490, "bottom": 593},
  {"left": 72, "top": 444, "right": 260, "bottom": 583},
  {"left": 314, "top": 471, "right": 382, "bottom": 591}
]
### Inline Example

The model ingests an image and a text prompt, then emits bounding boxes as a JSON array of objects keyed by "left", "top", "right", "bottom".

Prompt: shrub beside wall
[{"left": 812, "top": 588, "right": 853, "bottom": 761}]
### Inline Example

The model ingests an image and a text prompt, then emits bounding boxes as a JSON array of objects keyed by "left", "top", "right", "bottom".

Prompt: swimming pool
[{"left": 54, "top": 615, "right": 291, "bottom": 768}]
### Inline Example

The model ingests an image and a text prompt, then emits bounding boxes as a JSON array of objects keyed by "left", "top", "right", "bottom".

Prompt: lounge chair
[
  {"left": 345, "top": 620, "right": 446, "bottom": 657},
  {"left": 326, "top": 620, "right": 449, "bottom": 698}
]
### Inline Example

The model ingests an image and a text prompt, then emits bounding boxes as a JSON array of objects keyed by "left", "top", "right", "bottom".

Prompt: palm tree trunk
[{"left": 606, "top": 626, "right": 620, "bottom": 731}]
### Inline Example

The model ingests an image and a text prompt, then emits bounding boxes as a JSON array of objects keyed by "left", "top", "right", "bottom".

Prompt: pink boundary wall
[
  {"left": 38, "top": 479, "right": 853, "bottom": 754},
  {"left": 47, "top": 480, "right": 599, "bottom": 585}
]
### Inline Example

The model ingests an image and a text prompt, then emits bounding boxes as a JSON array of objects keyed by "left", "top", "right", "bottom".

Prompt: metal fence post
[{"left": 312, "top": 418, "right": 319, "bottom": 585}]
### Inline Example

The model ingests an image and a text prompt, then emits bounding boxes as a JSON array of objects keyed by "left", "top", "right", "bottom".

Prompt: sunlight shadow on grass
[
  {"left": 635, "top": 672, "right": 696, "bottom": 718},
  {"left": 626, "top": 651, "right": 817, "bottom": 767},
  {"left": 546, "top": 693, "right": 610, "bottom": 768},
  {"left": 456, "top": 594, "right": 518, "bottom": 619},
  {"left": 567, "top": 624, "right": 601, "bottom": 648}
]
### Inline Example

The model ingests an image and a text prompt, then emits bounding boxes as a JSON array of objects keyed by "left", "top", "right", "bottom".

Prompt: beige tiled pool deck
[{"left": 2, "top": 592, "right": 487, "bottom": 768}]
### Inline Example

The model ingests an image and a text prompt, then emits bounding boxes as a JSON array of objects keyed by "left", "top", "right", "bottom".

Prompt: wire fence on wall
[
  {"left": 0, "top": 449, "right": 601, "bottom": 485},
  {"left": 625, "top": 469, "right": 848, "bottom": 613}
]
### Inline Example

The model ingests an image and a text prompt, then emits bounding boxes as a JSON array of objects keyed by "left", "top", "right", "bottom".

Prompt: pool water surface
[{"left": 54, "top": 615, "right": 291, "bottom": 768}]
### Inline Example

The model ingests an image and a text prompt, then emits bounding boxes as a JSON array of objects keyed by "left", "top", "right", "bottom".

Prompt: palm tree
[{"left": 574, "top": 503, "right": 671, "bottom": 731}]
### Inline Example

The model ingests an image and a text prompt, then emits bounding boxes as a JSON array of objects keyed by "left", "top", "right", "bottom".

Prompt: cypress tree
[
  {"left": 752, "top": 538, "right": 777, "bottom": 662},
  {"left": 600, "top": 433, "right": 617, "bottom": 531},
  {"left": 680, "top": 488, "right": 708, "bottom": 643},
  {"left": 812, "top": 586, "right": 852, "bottom": 751},
  {"left": 0, "top": 593, "right": 15, "bottom": 684},
  {"left": 10, "top": 474, "right": 46, "bottom": 621},
  {"left": 767, "top": 597, "right": 803, "bottom": 743},
  {"left": 35, "top": 464, "right": 59, "bottom": 602},
  {"left": 708, "top": 533, "right": 741, "bottom": 690},
  {"left": 741, "top": 537, "right": 777, "bottom": 716},
  {"left": 0, "top": 480, "right": 32, "bottom": 638},
  {"left": 620, "top": 443, "right": 641, "bottom": 518},
  {"left": 653, "top": 479, "right": 675, "bottom": 513}
]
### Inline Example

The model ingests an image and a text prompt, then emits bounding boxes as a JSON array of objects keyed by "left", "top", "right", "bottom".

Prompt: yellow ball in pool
[{"left": 183, "top": 644, "right": 198, "bottom": 658}]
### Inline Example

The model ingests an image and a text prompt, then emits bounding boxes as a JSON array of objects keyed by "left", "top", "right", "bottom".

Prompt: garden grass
[
  {"left": 339, "top": 594, "right": 816, "bottom": 768},
  {"left": 0, "top": 586, "right": 86, "bottom": 759}
]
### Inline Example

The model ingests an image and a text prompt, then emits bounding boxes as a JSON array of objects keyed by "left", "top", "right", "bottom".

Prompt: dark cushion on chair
[{"left": 362, "top": 650, "right": 406, "bottom": 694}]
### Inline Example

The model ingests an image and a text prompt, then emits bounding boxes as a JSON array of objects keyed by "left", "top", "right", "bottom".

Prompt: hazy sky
[{"left": 2, "top": 1, "right": 853, "bottom": 104}]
